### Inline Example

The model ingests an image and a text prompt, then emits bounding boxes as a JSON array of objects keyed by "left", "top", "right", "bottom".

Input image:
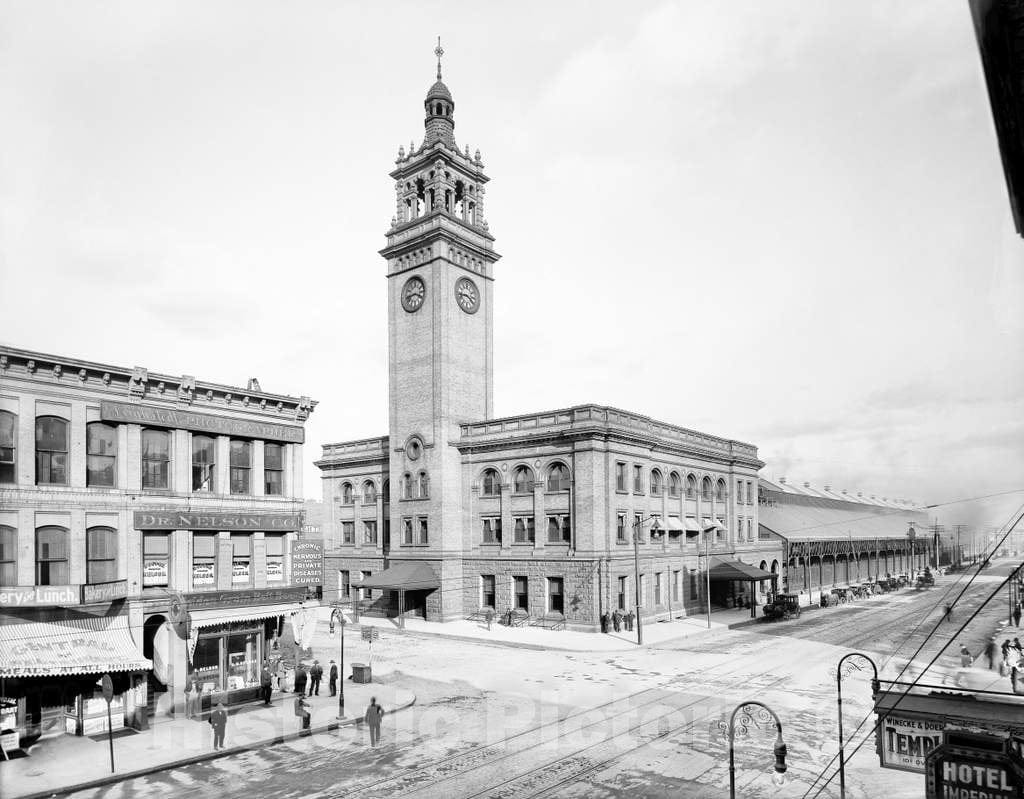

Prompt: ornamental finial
[{"left": 434, "top": 36, "right": 444, "bottom": 80}]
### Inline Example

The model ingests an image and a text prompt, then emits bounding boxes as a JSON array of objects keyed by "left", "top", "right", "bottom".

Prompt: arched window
[
  {"left": 36, "top": 416, "right": 68, "bottom": 485},
  {"left": 650, "top": 469, "right": 663, "bottom": 495},
  {"left": 669, "top": 472, "right": 682, "bottom": 498},
  {"left": 401, "top": 473, "right": 412, "bottom": 499},
  {"left": 417, "top": 471, "right": 430, "bottom": 499},
  {"left": 86, "top": 422, "right": 117, "bottom": 487},
  {"left": 86, "top": 526, "right": 117, "bottom": 583},
  {"left": 686, "top": 474, "right": 697, "bottom": 499},
  {"left": 0, "top": 525, "right": 16, "bottom": 585},
  {"left": 341, "top": 482, "right": 354, "bottom": 504},
  {"left": 513, "top": 466, "right": 533, "bottom": 494},
  {"left": 481, "top": 469, "right": 500, "bottom": 497},
  {"left": 141, "top": 428, "right": 169, "bottom": 489},
  {"left": 0, "top": 410, "right": 16, "bottom": 484},
  {"left": 363, "top": 480, "right": 377, "bottom": 504},
  {"left": 715, "top": 478, "right": 726, "bottom": 502},
  {"left": 36, "top": 525, "right": 69, "bottom": 585},
  {"left": 546, "top": 463, "right": 570, "bottom": 492},
  {"left": 701, "top": 476, "right": 713, "bottom": 501}
]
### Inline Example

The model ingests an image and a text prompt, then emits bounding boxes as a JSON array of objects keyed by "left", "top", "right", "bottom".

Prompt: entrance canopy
[
  {"left": 707, "top": 558, "right": 774, "bottom": 582},
  {"left": 0, "top": 613, "right": 151, "bottom": 677},
  {"left": 359, "top": 562, "right": 439, "bottom": 591}
]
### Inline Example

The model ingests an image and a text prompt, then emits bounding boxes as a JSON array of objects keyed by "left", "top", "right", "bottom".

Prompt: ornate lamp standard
[
  {"left": 631, "top": 515, "right": 664, "bottom": 646},
  {"left": 328, "top": 605, "right": 347, "bottom": 718},
  {"left": 907, "top": 522, "right": 917, "bottom": 581},
  {"left": 698, "top": 521, "right": 724, "bottom": 628},
  {"left": 721, "top": 700, "right": 788, "bottom": 798},
  {"left": 835, "top": 652, "right": 880, "bottom": 799}
]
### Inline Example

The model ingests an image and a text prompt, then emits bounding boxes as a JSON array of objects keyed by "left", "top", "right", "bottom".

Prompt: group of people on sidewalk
[{"left": 599, "top": 609, "right": 635, "bottom": 633}]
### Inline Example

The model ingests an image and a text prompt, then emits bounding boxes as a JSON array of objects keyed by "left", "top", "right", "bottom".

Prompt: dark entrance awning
[
  {"left": 358, "top": 562, "right": 439, "bottom": 591},
  {"left": 708, "top": 558, "right": 774, "bottom": 582}
]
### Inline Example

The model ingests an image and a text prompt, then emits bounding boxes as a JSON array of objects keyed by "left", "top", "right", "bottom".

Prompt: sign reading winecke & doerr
[{"left": 100, "top": 400, "right": 304, "bottom": 443}]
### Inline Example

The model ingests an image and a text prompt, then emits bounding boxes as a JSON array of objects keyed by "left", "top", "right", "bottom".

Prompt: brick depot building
[{"left": 316, "top": 55, "right": 780, "bottom": 632}]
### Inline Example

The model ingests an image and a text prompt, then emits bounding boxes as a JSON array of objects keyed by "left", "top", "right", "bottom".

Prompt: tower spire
[{"left": 434, "top": 36, "right": 444, "bottom": 81}]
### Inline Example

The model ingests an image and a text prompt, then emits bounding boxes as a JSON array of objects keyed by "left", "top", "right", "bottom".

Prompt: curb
[{"left": 14, "top": 693, "right": 417, "bottom": 799}]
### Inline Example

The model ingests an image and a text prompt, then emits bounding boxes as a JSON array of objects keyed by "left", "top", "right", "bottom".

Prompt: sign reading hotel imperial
[
  {"left": 134, "top": 511, "right": 302, "bottom": 531},
  {"left": 101, "top": 400, "right": 304, "bottom": 443}
]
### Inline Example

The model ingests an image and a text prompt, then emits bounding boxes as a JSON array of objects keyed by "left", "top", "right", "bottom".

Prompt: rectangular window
[
  {"left": 737, "top": 480, "right": 744, "bottom": 505},
  {"left": 0, "top": 526, "right": 15, "bottom": 585},
  {"left": 86, "top": 527, "right": 117, "bottom": 583},
  {"left": 361, "top": 570, "right": 372, "bottom": 599},
  {"left": 546, "top": 514, "right": 571, "bottom": 544},
  {"left": 617, "top": 575, "right": 627, "bottom": 611},
  {"left": 265, "top": 534, "right": 284, "bottom": 582},
  {"left": 634, "top": 513, "right": 644, "bottom": 543},
  {"left": 339, "top": 569, "right": 350, "bottom": 599},
  {"left": 655, "top": 572, "right": 664, "bottom": 605},
  {"left": 514, "top": 516, "right": 535, "bottom": 544},
  {"left": 36, "top": 526, "right": 69, "bottom": 585},
  {"left": 418, "top": 518, "right": 428, "bottom": 545},
  {"left": 0, "top": 412, "right": 15, "bottom": 484},
  {"left": 481, "top": 574, "right": 496, "bottom": 608},
  {"left": 86, "top": 423, "right": 117, "bottom": 487},
  {"left": 142, "top": 532, "right": 169, "bottom": 587},
  {"left": 746, "top": 481, "right": 754, "bottom": 505},
  {"left": 672, "top": 570, "right": 681, "bottom": 601},
  {"left": 192, "top": 532, "right": 217, "bottom": 588},
  {"left": 615, "top": 462, "right": 627, "bottom": 492},
  {"left": 747, "top": 518, "right": 753, "bottom": 540},
  {"left": 141, "top": 428, "right": 169, "bottom": 489},
  {"left": 482, "top": 517, "right": 502, "bottom": 544},
  {"left": 35, "top": 417, "right": 68, "bottom": 486},
  {"left": 342, "top": 521, "right": 355, "bottom": 545},
  {"left": 363, "top": 520, "right": 378, "bottom": 544},
  {"left": 264, "top": 443, "right": 284, "bottom": 495},
  {"left": 633, "top": 464, "right": 643, "bottom": 493},
  {"left": 514, "top": 575, "right": 528, "bottom": 611},
  {"left": 547, "top": 576, "right": 564, "bottom": 614},
  {"left": 616, "top": 514, "right": 627, "bottom": 544},
  {"left": 229, "top": 439, "right": 251, "bottom": 494},
  {"left": 402, "top": 518, "right": 413, "bottom": 545},
  {"left": 191, "top": 435, "right": 216, "bottom": 492},
  {"left": 231, "top": 533, "right": 251, "bottom": 585}
]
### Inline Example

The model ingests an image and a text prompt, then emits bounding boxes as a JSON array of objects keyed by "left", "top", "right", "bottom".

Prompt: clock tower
[{"left": 380, "top": 42, "right": 499, "bottom": 618}]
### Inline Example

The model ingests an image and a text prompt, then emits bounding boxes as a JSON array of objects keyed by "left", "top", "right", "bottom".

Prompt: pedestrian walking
[
  {"left": 600, "top": 612, "right": 610, "bottom": 633},
  {"left": 944, "top": 603, "right": 953, "bottom": 623},
  {"left": 984, "top": 639, "right": 998, "bottom": 670},
  {"left": 960, "top": 645, "right": 973, "bottom": 668},
  {"left": 612, "top": 609, "right": 622, "bottom": 633},
  {"left": 210, "top": 702, "right": 227, "bottom": 749},
  {"left": 261, "top": 660, "right": 273, "bottom": 705},
  {"left": 1014, "top": 638, "right": 1024, "bottom": 658},
  {"left": 184, "top": 677, "right": 196, "bottom": 719},
  {"left": 295, "top": 694, "right": 311, "bottom": 730},
  {"left": 294, "top": 664, "right": 308, "bottom": 695},
  {"left": 1014, "top": 602, "right": 1021, "bottom": 628},
  {"left": 309, "top": 660, "right": 323, "bottom": 696},
  {"left": 1003, "top": 639, "right": 1012, "bottom": 660},
  {"left": 364, "top": 696, "right": 385, "bottom": 746},
  {"left": 626, "top": 610, "right": 635, "bottom": 632},
  {"left": 329, "top": 659, "right": 338, "bottom": 697},
  {"left": 485, "top": 607, "right": 494, "bottom": 630},
  {"left": 188, "top": 677, "right": 202, "bottom": 718}
]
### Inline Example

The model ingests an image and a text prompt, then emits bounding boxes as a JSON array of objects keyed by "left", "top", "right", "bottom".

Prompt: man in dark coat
[
  {"left": 295, "top": 695, "right": 311, "bottom": 730},
  {"left": 984, "top": 639, "right": 998, "bottom": 670},
  {"left": 625, "top": 610, "right": 635, "bottom": 631},
  {"left": 294, "top": 664, "right": 308, "bottom": 695},
  {"left": 260, "top": 661, "right": 273, "bottom": 705},
  {"left": 1014, "top": 602, "right": 1021, "bottom": 628},
  {"left": 364, "top": 696, "right": 384, "bottom": 746},
  {"left": 600, "top": 612, "right": 610, "bottom": 633},
  {"left": 611, "top": 609, "right": 622, "bottom": 632},
  {"left": 210, "top": 702, "right": 228, "bottom": 749},
  {"left": 329, "top": 660, "right": 338, "bottom": 697},
  {"left": 309, "top": 660, "right": 323, "bottom": 696}
]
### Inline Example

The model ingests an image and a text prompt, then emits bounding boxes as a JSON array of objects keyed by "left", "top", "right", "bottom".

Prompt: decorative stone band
[{"left": 101, "top": 400, "right": 304, "bottom": 443}]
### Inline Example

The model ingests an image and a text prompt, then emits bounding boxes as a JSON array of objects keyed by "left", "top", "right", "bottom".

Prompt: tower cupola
[{"left": 424, "top": 37, "right": 456, "bottom": 149}]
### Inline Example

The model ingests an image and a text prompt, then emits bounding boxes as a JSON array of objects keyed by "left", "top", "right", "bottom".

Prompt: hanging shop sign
[
  {"left": 292, "top": 541, "right": 324, "bottom": 586},
  {"left": 100, "top": 401, "right": 304, "bottom": 443},
  {"left": 134, "top": 511, "right": 302, "bottom": 531},
  {"left": 0, "top": 585, "right": 79, "bottom": 608},
  {"left": 925, "top": 736, "right": 1022, "bottom": 799},
  {"left": 81, "top": 580, "right": 129, "bottom": 604},
  {"left": 879, "top": 714, "right": 946, "bottom": 773}
]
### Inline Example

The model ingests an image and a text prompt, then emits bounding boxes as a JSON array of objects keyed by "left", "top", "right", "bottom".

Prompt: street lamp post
[
  {"left": 723, "top": 700, "right": 788, "bottom": 799},
  {"left": 631, "top": 515, "right": 664, "bottom": 646},
  {"left": 907, "top": 522, "right": 917, "bottom": 582},
  {"left": 703, "top": 521, "right": 723, "bottom": 629},
  {"left": 836, "top": 652, "right": 880, "bottom": 799},
  {"left": 329, "top": 606, "right": 347, "bottom": 718}
]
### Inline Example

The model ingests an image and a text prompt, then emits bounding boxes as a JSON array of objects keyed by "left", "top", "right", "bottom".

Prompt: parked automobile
[{"left": 763, "top": 593, "right": 802, "bottom": 621}]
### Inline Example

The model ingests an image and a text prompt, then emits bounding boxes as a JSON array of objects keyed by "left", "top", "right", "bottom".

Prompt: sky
[{"left": 1, "top": 1, "right": 1021, "bottom": 530}]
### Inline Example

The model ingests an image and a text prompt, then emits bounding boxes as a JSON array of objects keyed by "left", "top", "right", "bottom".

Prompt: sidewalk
[{"left": 4, "top": 680, "right": 415, "bottom": 799}]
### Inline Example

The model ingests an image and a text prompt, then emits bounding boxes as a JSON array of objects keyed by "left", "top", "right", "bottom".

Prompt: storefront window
[
  {"left": 192, "top": 636, "right": 222, "bottom": 693},
  {"left": 265, "top": 534, "right": 284, "bottom": 583},
  {"left": 193, "top": 533, "right": 217, "bottom": 588},
  {"left": 143, "top": 532, "right": 169, "bottom": 587},
  {"left": 226, "top": 632, "right": 259, "bottom": 690},
  {"left": 231, "top": 533, "right": 251, "bottom": 585}
]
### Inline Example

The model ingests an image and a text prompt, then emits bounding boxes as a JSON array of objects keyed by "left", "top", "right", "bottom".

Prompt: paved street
[{"left": 63, "top": 564, "right": 1013, "bottom": 799}]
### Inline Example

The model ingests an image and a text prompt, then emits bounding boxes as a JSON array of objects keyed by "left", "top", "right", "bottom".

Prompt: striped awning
[
  {"left": 188, "top": 602, "right": 307, "bottom": 630},
  {"left": 0, "top": 613, "right": 151, "bottom": 677}
]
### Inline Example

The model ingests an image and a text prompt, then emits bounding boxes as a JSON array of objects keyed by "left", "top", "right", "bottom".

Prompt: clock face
[
  {"left": 455, "top": 277, "right": 480, "bottom": 314},
  {"left": 401, "top": 276, "right": 426, "bottom": 312}
]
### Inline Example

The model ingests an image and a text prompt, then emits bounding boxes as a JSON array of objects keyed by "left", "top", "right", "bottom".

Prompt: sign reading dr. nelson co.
[
  {"left": 100, "top": 401, "right": 304, "bottom": 443},
  {"left": 880, "top": 714, "right": 945, "bottom": 773},
  {"left": 134, "top": 511, "right": 301, "bottom": 531}
]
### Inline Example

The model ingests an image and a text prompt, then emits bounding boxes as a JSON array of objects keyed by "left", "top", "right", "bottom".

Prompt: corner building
[
  {"left": 317, "top": 56, "right": 780, "bottom": 631},
  {"left": 0, "top": 346, "right": 315, "bottom": 744}
]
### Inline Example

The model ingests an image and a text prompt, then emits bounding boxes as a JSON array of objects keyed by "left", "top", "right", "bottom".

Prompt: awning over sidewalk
[
  {"left": 188, "top": 602, "right": 306, "bottom": 630},
  {"left": 707, "top": 558, "right": 775, "bottom": 582},
  {"left": 358, "top": 562, "right": 439, "bottom": 591},
  {"left": 666, "top": 516, "right": 685, "bottom": 532},
  {"left": 0, "top": 613, "right": 152, "bottom": 677},
  {"left": 684, "top": 517, "right": 701, "bottom": 532}
]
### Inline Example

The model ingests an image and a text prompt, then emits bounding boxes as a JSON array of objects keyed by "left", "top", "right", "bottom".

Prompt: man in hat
[
  {"left": 210, "top": 702, "right": 228, "bottom": 749},
  {"left": 329, "top": 659, "right": 338, "bottom": 697},
  {"left": 260, "top": 660, "right": 273, "bottom": 705},
  {"left": 308, "top": 660, "right": 323, "bottom": 696},
  {"left": 364, "top": 696, "right": 385, "bottom": 746}
]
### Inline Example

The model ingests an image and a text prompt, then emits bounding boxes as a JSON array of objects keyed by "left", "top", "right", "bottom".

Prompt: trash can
[{"left": 351, "top": 663, "right": 372, "bottom": 684}]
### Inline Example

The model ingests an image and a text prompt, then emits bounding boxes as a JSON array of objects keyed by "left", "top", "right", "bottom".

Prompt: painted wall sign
[
  {"left": 182, "top": 586, "right": 307, "bottom": 609},
  {"left": 81, "top": 581, "right": 129, "bottom": 604},
  {"left": 100, "top": 400, "right": 304, "bottom": 443},
  {"left": 292, "top": 541, "right": 324, "bottom": 586},
  {"left": 880, "top": 714, "right": 945, "bottom": 773},
  {"left": 0, "top": 585, "right": 79, "bottom": 608},
  {"left": 134, "top": 511, "right": 301, "bottom": 531}
]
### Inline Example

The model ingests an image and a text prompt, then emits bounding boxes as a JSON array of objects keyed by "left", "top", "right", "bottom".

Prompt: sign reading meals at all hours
[
  {"left": 292, "top": 541, "right": 324, "bottom": 585},
  {"left": 880, "top": 714, "right": 945, "bottom": 772},
  {"left": 100, "top": 400, "right": 304, "bottom": 443},
  {"left": 134, "top": 511, "right": 301, "bottom": 531}
]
